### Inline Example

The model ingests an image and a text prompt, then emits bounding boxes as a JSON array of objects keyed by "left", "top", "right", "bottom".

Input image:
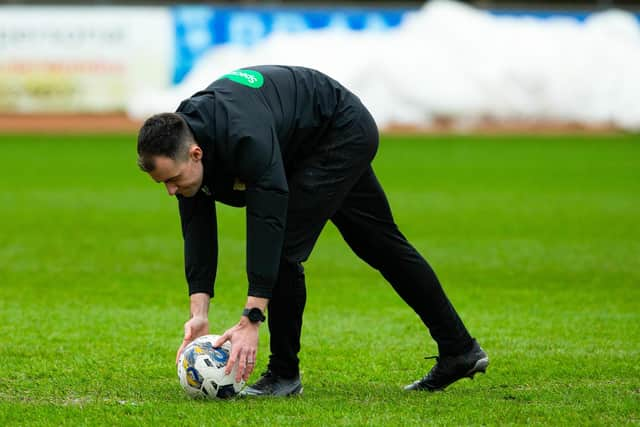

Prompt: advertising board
[{"left": 0, "top": 6, "right": 173, "bottom": 112}]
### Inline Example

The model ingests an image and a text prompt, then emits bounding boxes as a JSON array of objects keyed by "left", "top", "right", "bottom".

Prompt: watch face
[{"left": 248, "top": 308, "right": 264, "bottom": 322}]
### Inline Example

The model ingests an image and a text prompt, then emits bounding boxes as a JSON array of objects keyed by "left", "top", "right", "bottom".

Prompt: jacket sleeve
[
  {"left": 177, "top": 192, "right": 218, "bottom": 297},
  {"left": 233, "top": 127, "right": 288, "bottom": 299}
]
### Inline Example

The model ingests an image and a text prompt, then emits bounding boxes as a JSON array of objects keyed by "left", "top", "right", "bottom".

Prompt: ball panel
[{"left": 216, "top": 384, "right": 238, "bottom": 399}]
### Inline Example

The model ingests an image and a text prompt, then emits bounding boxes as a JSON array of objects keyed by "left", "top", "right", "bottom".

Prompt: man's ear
[{"left": 189, "top": 144, "right": 203, "bottom": 161}]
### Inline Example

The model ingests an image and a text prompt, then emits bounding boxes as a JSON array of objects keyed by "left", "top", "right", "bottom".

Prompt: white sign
[{"left": 0, "top": 6, "right": 173, "bottom": 112}]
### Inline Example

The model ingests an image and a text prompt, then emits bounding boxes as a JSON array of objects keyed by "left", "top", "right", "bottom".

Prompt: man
[{"left": 137, "top": 65, "right": 488, "bottom": 396}]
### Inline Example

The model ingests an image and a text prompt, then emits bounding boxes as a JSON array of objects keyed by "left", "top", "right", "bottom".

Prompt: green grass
[{"left": 0, "top": 133, "right": 638, "bottom": 425}]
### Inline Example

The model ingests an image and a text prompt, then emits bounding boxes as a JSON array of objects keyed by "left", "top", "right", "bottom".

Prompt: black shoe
[
  {"left": 404, "top": 339, "right": 489, "bottom": 391},
  {"left": 240, "top": 370, "right": 303, "bottom": 397}
]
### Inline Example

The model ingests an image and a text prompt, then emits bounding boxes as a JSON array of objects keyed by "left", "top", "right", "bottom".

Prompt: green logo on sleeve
[{"left": 222, "top": 69, "right": 264, "bottom": 88}]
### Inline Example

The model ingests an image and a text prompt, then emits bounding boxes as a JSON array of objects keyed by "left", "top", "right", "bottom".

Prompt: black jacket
[{"left": 175, "top": 65, "right": 360, "bottom": 299}]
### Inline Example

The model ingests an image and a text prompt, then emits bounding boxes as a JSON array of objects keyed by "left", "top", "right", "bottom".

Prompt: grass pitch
[{"left": 0, "top": 133, "right": 638, "bottom": 425}]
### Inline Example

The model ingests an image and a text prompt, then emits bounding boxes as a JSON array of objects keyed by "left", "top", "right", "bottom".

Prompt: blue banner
[{"left": 172, "top": 6, "right": 410, "bottom": 84}]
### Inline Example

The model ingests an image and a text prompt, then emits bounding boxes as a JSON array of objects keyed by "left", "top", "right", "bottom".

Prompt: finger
[
  {"left": 213, "top": 331, "right": 229, "bottom": 348},
  {"left": 225, "top": 343, "right": 240, "bottom": 376},
  {"left": 244, "top": 350, "right": 256, "bottom": 381},
  {"left": 175, "top": 340, "right": 189, "bottom": 364},
  {"left": 236, "top": 350, "right": 249, "bottom": 383}
]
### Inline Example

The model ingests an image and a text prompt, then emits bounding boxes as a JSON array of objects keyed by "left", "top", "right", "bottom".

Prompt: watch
[{"left": 242, "top": 307, "right": 266, "bottom": 323}]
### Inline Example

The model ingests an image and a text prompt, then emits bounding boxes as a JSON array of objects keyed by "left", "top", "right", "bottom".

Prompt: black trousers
[{"left": 268, "top": 102, "right": 473, "bottom": 379}]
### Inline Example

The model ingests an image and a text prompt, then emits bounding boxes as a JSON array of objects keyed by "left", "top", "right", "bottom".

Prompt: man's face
[{"left": 148, "top": 145, "right": 204, "bottom": 198}]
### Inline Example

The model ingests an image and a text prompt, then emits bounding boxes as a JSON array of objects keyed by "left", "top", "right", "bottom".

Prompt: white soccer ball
[{"left": 177, "top": 334, "right": 245, "bottom": 399}]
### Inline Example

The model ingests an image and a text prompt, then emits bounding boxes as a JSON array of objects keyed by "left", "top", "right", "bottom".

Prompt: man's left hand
[{"left": 214, "top": 319, "right": 260, "bottom": 382}]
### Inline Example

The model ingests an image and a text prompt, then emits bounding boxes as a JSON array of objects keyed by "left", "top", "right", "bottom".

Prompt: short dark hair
[{"left": 137, "top": 112, "right": 194, "bottom": 172}]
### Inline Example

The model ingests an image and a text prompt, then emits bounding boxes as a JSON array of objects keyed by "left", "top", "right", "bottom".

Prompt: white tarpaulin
[{"left": 127, "top": 0, "right": 640, "bottom": 130}]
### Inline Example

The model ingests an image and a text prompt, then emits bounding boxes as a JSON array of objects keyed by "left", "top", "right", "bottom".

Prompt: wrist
[
  {"left": 238, "top": 316, "right": 262, "bottom": 328},
  {"left": 189, "top": 292, "right": 210, "bottom": 318},
  {"left": 190, "top": 312, "right": 209, "bottom": 321},
  {"left": 245, "top": 296, "right": 269, "bottom": 312}
]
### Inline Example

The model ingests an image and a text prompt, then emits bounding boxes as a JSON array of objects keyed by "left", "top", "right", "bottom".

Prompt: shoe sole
[
  {"left": 433, "top": 357, "right": 490, "bottom": 391},
  {"left": 465, "top": 356, "right": 489, "bottom": 379},
  {"left": 283, "top": 384, "right": 303, "bottom": 397},
  {"left": 239, "top": 383, "right": 303, "bottom": 397}
]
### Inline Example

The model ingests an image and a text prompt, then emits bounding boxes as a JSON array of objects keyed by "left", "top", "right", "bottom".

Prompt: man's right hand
[
  {"left": 175, "top": 315, "right": 210, "bottom": 364},
  {"left": 175, "top": 292, "right": 212, "bottom": 364}
]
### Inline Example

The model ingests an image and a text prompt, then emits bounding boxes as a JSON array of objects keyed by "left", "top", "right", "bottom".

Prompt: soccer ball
[{"left": 177, "top": 334, "right": 245, "bottom": 399}]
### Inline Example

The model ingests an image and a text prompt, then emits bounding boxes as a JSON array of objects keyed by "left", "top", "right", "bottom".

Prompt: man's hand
[
  {"left": 175, "top": 292, "right": 211, "bottom": 364},
  {"left": 214, "top": 319, "right": 260, "bottom": 382},
  {"left": 213, "top": 296, "right": 268, "bottom": 382},
  {"left": 176, "top": 315, "right": 209, "bottom": 364}
]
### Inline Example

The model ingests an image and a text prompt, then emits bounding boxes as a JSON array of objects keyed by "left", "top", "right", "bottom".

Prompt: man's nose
[{"left": 165, "top": 182, "right": 178, "bottom": 196}]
